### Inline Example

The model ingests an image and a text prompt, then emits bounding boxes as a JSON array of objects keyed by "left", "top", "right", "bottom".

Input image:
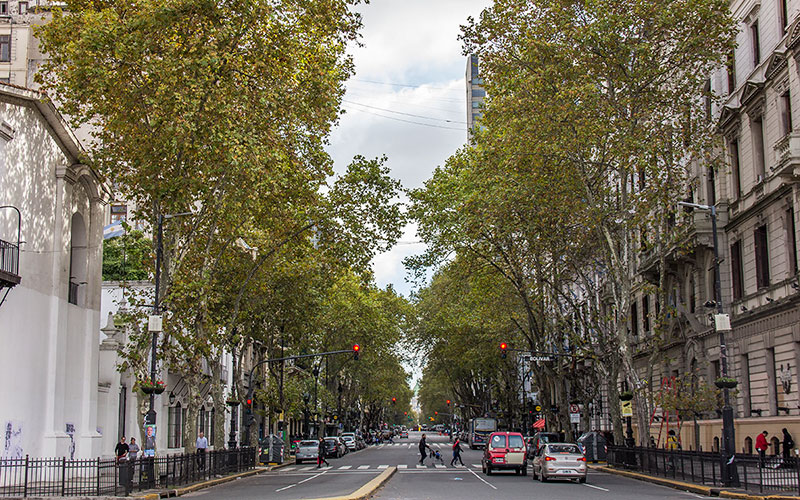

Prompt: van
[{"left": 481, "top": 431, "right": 527, "bottom": 476}]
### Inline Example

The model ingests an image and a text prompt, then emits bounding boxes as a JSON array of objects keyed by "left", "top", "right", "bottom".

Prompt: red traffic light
[
  {"left": 404, "top": 411, "right": 408, "bottom": 415},
  {"left": 353, "top": 344, "right": 360, "bottom": 352},
  {"left": 446, "top": 399, "right": 451, "bottom": 405},
  {"left": 435, "top": 411, "right": 438, "bottom": 415},
  {"left": 246, "top": 398, "right": 252, "bottom": 406},
  {"left": 500, "top": 342, "right": 508, "bottom": 350},
  {"left": 391, "top": 397, "right": 397, "bottom": 403}
]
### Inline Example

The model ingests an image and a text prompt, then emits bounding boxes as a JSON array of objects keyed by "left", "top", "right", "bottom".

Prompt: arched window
[
  {"left": 744, "top": 436, "right": 753, "bottom": 454},
  {"left": 713, "top": 436, "right": 720, "bottom": 452},
  {"left": 771, "top": 437, "right": 781, "bottom": 456},
  {"left": 68, "top": 213, "right": 87, "bottom": 305}
]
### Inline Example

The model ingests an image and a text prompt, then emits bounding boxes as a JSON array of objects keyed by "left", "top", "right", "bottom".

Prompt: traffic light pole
[{"left": 242, "top": 348, "right": 359, "bottom": 445}]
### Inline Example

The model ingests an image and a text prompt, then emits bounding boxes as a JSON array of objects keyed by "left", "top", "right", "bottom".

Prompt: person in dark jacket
[
  {"left": 317, "top": 440, "right": 330, "bottom": 469},
  {"left": 450, "top": 438, "right": 464, "bottom": 467},
  {"left": 419, "top": 434, "right": 430, "bottom": 465},
  {"left": 782, "top": 428, "right": 795, "bottom": 461}
]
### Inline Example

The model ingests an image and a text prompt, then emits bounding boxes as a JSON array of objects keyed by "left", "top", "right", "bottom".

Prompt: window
[
  {"left": 168, "top": 403, "right": 183, "bottom": 449},
  {"left": 755, "top": 224, "right": 771, "bottom": 288},
  {"left": 642, "top": 295, "right": 650, "bottom": 333},
  {"left": 788, "top": 207, "right": 798, "bottom": 275},
  {"left": 199, "top": 407, "right": 206, "bottom": 433},
  {"left": 704, "top": 79, "right": 712, "bottom": 122},
  {"left": 752, "top": 116, "right": 766, "bottom": 179},
  {"left": 0, "top": 35, "right": 10, "bottom": 62},
  {"left": 780, "top": 0, "right": 789, "bottom": 31},
  {"left": 729, "top": 138, "right": 741, "bottom": 198},
  {"left": 490, "top": 435, "right": 507, "bottom": 448},
  {"left": 630, "top": 300, "right": 639, "bottom": 337},
  {"left": 0, "top": 2, "right": 8, "bottom": 14},
  {"left": 751, "top": 21, "right": 761, "bottom": 66},
  {"left": 18, "top": 1, "right": 26, "bottom": 13},
  {"left": 731, "top": 240, "right": 744, "bottom": 300},
  {"left": 781, "top": 91, "right": 793, "bottom": 136},
  {"left": 68, "top": 213, "right": 87, "bottom": 306},
  {"left": 727, "top": 51, "right": 736, "bottom": 94}
]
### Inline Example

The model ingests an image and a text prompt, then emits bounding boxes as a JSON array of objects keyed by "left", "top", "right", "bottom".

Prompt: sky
[{"left": 327, "top": 0, "right": 492, "bottom": 298}]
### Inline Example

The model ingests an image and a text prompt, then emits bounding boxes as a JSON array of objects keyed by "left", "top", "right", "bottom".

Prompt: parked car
[
  {"left": 322, "top": 437, "right": 343, "bottom": 458},
  {"left": 341, "top": 435, "right": 357, "bottom": 451},
  {"left": 531, "top": 442, "right": 587, "bottom": 483},
  {"left": 528, "top": 432, "right": 560, "bottom": 459},
  {"left": 400, "top": 430, "right": 409, "bottom": 439},
  {"left": 336, "top": 436, "right": 350, "bottom": 454},
  {"left": 481, "top": 432, "right": 527, "bottom": 476},
  {"left": 295, "top": 440, "right": 319, "bottom": 463}
]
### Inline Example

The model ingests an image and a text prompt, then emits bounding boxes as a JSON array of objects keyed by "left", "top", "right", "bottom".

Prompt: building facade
[{"left": 466, "top": 54, "right": 485, "bottom": 139}]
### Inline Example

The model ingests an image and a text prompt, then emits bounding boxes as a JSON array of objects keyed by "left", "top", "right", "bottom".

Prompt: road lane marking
[
  {"left": 398, "top": 464, "right": 408, "bottom": 469},
  {"left": 468, "top": 467, "right": 497, "bottom": 490},
  {"left": 416, "top": 464, "right": 427, "bottom": 469},
  {"left": 435, "top": 464, "right": 446, "bottom": 469},
  {"left": 339, "top": 465, "right": 352, "bottom": 470},
  {"left": 358, "top": 465, "right": 370, "bottom": 470},
  {"left": 584, "top": 484, "right": 610, "bottom": 492},
  {"left": 282, "top": 467, "right": 296, "bottom": 471},
  {"left": 275, "top": 469, "right": 328, "bottom": 492},
  {"left": 378, "top": 465, "right": 389, "bottom": 469},
  {"left": 472, "top": 464, "right": 481, "bottom": 468}
]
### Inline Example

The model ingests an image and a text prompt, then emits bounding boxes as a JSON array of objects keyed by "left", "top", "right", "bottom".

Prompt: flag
[
  {"left": 533, "top": 418, "right": 546, "bottom": 430},
  {"left": 104, "top": 221, "right": 125, "bottom": 240}
]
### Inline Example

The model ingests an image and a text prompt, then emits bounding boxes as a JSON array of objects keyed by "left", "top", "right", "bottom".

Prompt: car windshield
[
  {"left": 509, "top": 435, "right": 524, "bottom": 448},
  {"left": 549, "top": 444, "right": 581, "bottom": 454},
  {"left": 342, "top": 436, "right": 353, "bottom": 441},
  {"left": 300, "top": 441, "right": 318, "bottom": 447},
  {"left": 490, "top": 435, "right": 507, "bottom": 448}
]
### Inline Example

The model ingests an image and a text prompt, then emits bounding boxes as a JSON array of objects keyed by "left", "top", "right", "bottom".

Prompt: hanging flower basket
[
  {"left": 139, "top": 380, "right": 166, "bottom": 395},
  {"left": 715, "top": 378, "right": 738, "bottom": 389},
  {"left": 619, "top": 391, "right": 634, "bottom": 401}
]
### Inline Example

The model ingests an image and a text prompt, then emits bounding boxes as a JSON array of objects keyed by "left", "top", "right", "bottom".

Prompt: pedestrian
[
  {"left": 781, "top": 428, "right": 794, "bottom": 461},
  {"left": 128, "top": 438, "right": 140, "bottom": 461},
  {"left": 317, "top": 439, "right": 329, "bottom": 468},
  {"left": 115, "top": 437, "right": 129, "bottom": 462},
  {"left": 419, "top": 434, "right": 430, "bottom": 465},
  {"left": 756, "top": 430, "right": 769, "bottom": 466},
  {"left": 666, "top": 430, "right": 679, "bottom": 450},
  {"left": 451, "top": 438, "right": 465, "bottom": 467},
  {"left": 196, "top": 431, "right": 208, "bottom": 470}
]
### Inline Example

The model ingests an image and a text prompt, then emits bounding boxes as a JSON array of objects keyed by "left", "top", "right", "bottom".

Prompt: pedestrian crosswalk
[
  {"left": 373, "top": 442, "right": 452, "bottom": 449},
  {"left": 281, "top": 463, "right": 483, "bottom": 472}
]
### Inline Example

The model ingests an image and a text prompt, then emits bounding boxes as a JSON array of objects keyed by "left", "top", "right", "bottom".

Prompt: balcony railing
[
  {"left": 772, "top": 133, "right": 800, "bottom": 179},
  {"left": 0, "top": 237, "right": 20, "bottom": 286}
]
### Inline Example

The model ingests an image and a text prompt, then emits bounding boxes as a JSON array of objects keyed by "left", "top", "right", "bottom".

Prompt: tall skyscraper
[{"left": 465, "top": 54, "right": 485, "bottom": 139}]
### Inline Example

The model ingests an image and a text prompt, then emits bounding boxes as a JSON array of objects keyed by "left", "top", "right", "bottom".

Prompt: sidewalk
[{"left": 592, "top": 464, "right": 800, "bottom": 500}]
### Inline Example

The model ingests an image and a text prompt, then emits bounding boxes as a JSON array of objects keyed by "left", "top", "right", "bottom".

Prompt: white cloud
[{"left": 327, "top": 0, "right": 492, "bottom": 297}]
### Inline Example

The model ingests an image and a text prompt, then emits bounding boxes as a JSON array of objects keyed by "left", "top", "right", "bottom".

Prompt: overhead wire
[
  {"left": 342, "top": 99, "right": 467, "bottom": 124},
  {"left": 351, "top": 78, "right": 463, "bottom": 92},
  {"left": 342, "top": 105, "right": 465, "bottom": 131}
]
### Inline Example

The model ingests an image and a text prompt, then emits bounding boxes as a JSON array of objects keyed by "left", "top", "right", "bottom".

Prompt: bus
[{"left": 468, "top": 417, "right": 497, "bottom": 449}]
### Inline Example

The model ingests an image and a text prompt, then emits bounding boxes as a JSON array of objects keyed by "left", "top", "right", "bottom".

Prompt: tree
[{"left": 102, "top": 229, "right": 152, "bottom": 281}]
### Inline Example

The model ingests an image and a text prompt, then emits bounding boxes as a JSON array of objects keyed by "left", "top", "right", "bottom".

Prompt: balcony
[
  {"left": 0, "top": 237, "right": 20, "bottom": 288},
  {"left": 772, "top": 132, "right": 800, "bottom": 180}
]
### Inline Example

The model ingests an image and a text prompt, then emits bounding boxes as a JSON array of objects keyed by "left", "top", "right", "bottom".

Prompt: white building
[{"left": 0, "top": 83, "right": 110, "bottom": 459}]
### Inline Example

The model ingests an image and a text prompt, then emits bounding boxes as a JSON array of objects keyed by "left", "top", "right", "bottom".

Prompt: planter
[
  {"left": 619, "top": 392, "right": 634, "bottom": 402},
  {"left": 140, "top": 386, "right": 166, "bottom": 395},
  {"left": 715, "top": 379, "right": 738, "bottom": 389}
]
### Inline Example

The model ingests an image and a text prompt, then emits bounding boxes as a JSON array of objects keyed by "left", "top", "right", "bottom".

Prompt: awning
[{"left": 533, "top": 418, "right": 546, "bottom": 430}]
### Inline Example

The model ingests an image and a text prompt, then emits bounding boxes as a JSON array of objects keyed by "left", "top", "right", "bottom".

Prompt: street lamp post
[
  {"left": 146, "top": 211, "right": 193, "bottom": 432},
  {"left": 678, "top": 201, "right": 739, "bottom": 487}
]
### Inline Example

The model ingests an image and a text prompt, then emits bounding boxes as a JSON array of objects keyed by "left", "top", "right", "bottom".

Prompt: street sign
[
  {"left": 534, "top": 405, "right": 542, "bottom": 412},
  {"left": 621, "top": 400, "right": 633, "bottom": 417},
  {"left": 148, "top": 315, "right": 162, "bottom": 332},
  {"left": 531, "top": 356, "right": 552, "bottom": 362},
  {"left": 570, "top": 413, "right": 580, "bottom": 424},
  {"left": 569, "top": 404, "right": 580, "bottom": 414}
]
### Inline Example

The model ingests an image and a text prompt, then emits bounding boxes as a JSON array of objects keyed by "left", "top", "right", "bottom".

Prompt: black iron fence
[
  {"left": 0, "top": 447, "right": 256, "bottom": 497},
  {"left": 608, "top": 445, "right": 800, "bottom": 495}
]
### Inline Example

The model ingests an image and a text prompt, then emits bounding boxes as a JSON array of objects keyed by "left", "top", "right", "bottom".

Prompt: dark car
[
  {"left": 322, "top": 437, "right": 343, "bottom": 458},
  {"left": 528, "top": 432, "right": 560, "bottom": 459}
]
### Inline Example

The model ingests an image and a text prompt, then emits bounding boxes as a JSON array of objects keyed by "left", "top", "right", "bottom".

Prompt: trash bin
[
  {"left": 578, "top": 431, "right": 608, "bottom": 462},
  {"left": 259, "top": 435, "right": 285, "bottom": 464}
]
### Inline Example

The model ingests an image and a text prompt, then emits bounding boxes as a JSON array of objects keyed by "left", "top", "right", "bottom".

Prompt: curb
[
  {"left": 593, "top": 466, "right": 800, "bottom": 500},
  {"left": 133, "top": 467, "right": 269, "bottom": 499},
  {"left": 303, "top": 466, "right": 397, "bottom": 500}
]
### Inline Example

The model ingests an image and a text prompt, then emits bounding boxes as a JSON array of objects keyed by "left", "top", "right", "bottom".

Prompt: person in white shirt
[{"left": 196, "top": 432, "right": 208, "bottom": 469}]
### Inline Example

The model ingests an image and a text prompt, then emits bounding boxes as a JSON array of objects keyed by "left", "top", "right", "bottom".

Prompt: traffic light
[
  {"left": 246, "top": 398, "right": 252, "bottom": 407},
  {"left": 500, "top": 342, "right": 508, "bottom": 359},
  {"left": 434, "top": 411, "right": 438, "bottom": 416},
  {"left": 392, "top": 397, "right": 397, "bottom": 404},
  {"left": 244, "top": 398, "right": 255, "bottom": 426},
  {"left": 352, "top": 344, "right": 360, "bottom": 360},
  {"left": 446, "top": 399, "right": 451, "bottom": 406},
  {"left": 404, "top": 411, "right": 408, "bottom": 415}
]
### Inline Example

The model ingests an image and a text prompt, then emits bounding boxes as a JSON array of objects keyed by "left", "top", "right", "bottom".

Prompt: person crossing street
[
  {"left": 450, "top": 437, "right": 465, "bottom": 467},
  {"left": 418, "top": 434, "right": 431, "bottom": 465},
  {"left": 317, "top": 439, "right": 330, "bottom": 469}
]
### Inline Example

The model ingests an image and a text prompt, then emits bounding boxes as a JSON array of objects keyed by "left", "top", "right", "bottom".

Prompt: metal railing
[
  {"left": 608, "top": 445, "right": 800, "bottom": 495},
  {"left": 0, "top": 237, "right": 19, "bottom": 279},
  {"left": 0, "top": 447, "right": 256, "bottom": 497}
]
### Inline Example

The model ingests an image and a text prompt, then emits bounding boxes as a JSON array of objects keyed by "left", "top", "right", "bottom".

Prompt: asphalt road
[{"left": 183, "top": 431, "right": 710, "bottom": 499}]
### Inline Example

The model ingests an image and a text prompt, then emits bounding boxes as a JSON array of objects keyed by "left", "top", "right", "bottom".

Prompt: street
[{"left": 184, "top": 432, "right": 708, "bottom": 499}]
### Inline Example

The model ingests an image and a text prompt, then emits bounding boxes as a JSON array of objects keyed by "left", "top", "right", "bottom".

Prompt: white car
[
  {"left": 295, "top": 440, "right": 319, "bottom": 464},
  {"left": 531, "top": 443, "right": 587, "bottom": 483},
  {"left": 341, "top": 435, "right": 357, "bottom": 451}
]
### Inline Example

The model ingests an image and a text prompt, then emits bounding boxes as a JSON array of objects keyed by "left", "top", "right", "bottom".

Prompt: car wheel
[{"left": 579, "top": 477, "right": 587, "bottom": 484}]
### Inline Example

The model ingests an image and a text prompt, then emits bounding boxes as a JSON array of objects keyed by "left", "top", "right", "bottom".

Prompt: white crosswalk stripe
[
  {"left": 378, "top": 465, "right": 389, "bottom": 469},
  {"left": 357, "top": 465, "right": 370, "bottom": 470},
  {"left": 338, "top": 465, "right": 352, "bottom": 470},
  {"left": 300, "top": 466, "right": 316, "bottom": 471},
  {"left": 398, "top": 464, "right": 408, "bottom": 469},
  {"left": 435, "top": 464, "right": 446, "bottom": 469},
  {"left": 472, "top": 464, "right": 481, "bottom": 468},
  {"left": 282, "top": 467, "right": 296, "bottom": 471},
  {"left": 416, "top": 464, "right": 427, "bottom": 469}
]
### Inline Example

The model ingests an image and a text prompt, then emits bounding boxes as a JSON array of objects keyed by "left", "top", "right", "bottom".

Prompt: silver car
[
  {"left": 341, "top": 435, "right": 357, "bottom": 451},
  {"left": 295, "top": 440, "right": 319, "bottom": 464},
  {"left": 531, "top": 443, "right": 587, "bottom": 483}
]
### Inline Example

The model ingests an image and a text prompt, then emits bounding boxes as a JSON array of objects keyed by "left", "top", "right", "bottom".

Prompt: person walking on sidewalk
[
  {"left": 115, "top": 437, "right": 129, "bottom": 462},
  {"left": 756, "top": 430, "right": 769, "bottom": 466},
  {"left": 317, "top": 440, "right": 330, "bottom": 468},
  {"left": 196, "top": 431, "right": 208, "bottom": 470},
  {"left": 450, "top": 438, "right": 465, "bottom": 467},
  {"left": 419, "top": 434, "right": 430, "bottom": 465},
  {"left": 128, "top": 438, "right": 140, "bottom": 461},
  {"left": 782, "top": 428, "right": 794, "bottom": 462}
]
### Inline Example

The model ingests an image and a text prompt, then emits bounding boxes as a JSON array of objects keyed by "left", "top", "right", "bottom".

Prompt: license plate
[{"left": 557, "top": 469, "right": 574, "bottom": 474}]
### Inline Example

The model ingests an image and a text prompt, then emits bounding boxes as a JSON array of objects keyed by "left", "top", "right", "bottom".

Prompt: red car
[{"left": 482, "top": 431, "right": 527, "bottom": 476}]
